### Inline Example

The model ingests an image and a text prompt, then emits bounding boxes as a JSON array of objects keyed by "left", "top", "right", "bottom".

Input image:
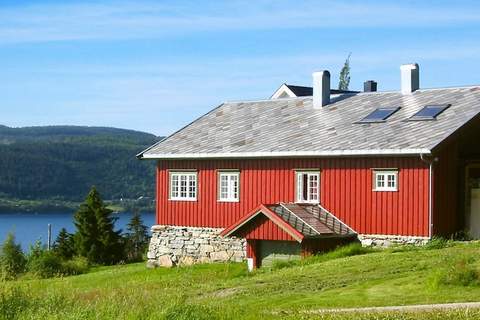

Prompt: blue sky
[{"left": 1, "top": 0, "right": 480, "bottom": 136}]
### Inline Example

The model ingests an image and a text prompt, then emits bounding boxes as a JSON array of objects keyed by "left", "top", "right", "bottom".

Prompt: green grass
[{"left": 2, "top": 241, "right": 480, "bottom": 319}]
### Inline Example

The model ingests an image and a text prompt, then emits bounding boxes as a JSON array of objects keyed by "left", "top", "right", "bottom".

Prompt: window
[
  {"left": 408, "top": 104, "right": 451, "bottom": 121},
  {"left": 218, "top": 171, "right": 240, "bottom": 202},
  {"left": 296, "top": 171, "right": 320, "bottom": 203},
  {"left": 358, "top": 107, "right": 400, "bottom": 123},
  {"left": 373, "top": 170, "right": 398, "bottom": 191},
  {"left": 170, "top": 172, "right": 197, "bottom": 200}
]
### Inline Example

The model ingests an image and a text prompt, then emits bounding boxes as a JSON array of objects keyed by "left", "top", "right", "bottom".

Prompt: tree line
[
  {"left": 0, "top": 125, "right": 160, "bottom": 203},
  {"left": 0, "top": 187, "right": 150, "bottom": 280}
]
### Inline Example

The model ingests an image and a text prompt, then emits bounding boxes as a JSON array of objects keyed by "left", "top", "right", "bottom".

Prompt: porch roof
[{"left": 221, "top": 203, "right": 356, "bottom": 242}]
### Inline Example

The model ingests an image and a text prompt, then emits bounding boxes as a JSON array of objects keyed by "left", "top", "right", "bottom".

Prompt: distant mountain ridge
[{"left": 0, "top": 125, "right": 161, "bottom": 208}]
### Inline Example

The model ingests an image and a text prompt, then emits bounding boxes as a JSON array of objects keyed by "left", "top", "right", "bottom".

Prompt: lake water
[{"left": 0, "top": 212, "right": 155, "bottom": 250}]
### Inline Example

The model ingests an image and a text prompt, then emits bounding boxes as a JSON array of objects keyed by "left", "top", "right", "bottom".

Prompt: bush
[
  {"left": 28, "top": 253, "right": 89, "bottom": 279},
  {"left": 61, "top": 256, "right": 89, "bottom": 276},
  {"left": 26, "top": 241, "right": 89, "bottom": 279},
  {"left": 0, "top": 233, "right": 26, "bottom": 280},
  {"left": 27, "top": 250, "right": 64, "bottom": 279}
]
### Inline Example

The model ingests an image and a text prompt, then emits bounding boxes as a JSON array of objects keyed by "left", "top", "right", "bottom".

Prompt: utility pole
[{"left": 47, "top": 223, "right": 52, "bottom": 250}]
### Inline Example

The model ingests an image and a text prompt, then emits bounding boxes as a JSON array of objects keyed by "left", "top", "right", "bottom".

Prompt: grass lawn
[{"left": 2, "top": 241, "right": 480, "bottom": 319}]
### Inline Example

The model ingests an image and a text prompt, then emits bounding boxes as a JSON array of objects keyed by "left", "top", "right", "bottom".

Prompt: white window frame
[
  {"left": 218, "top": 171, "right": 240, "bottom": 202},
  {"left": 169, "top": 171, "right": 197, "bottom": 201},
  {"left": 295, "top": 171, "right": 320, "bottom": 204},
  {"left": 373, "top": 170, "right": 398, "bottom": 192}
]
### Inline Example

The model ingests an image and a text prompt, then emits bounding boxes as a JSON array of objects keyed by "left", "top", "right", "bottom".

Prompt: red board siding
[
  {"left": 233, "top": 214, "right": 296, "bottom": 241},
  {"left": 433, "top": 141, "right": 460, "bottom": 235},
  {"left": 156, "top": 157, "right": 430, "bottom": 237}
]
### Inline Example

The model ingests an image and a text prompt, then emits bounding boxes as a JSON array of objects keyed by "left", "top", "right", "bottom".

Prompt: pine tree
[
  {"left": 338, "top": 53, "right": 351, "bottom": 91},
  {"left": 0, "top": 233, "right": 26, "bottom": 280},
  {"left": 73, "top": 187, "right": 124, "bottom": 265},
  {"left": 125, "top": 209, "right": 149, "bottom": 261},
  {"left": 53, "top": 228, "right": 75, "bottom": 259}
]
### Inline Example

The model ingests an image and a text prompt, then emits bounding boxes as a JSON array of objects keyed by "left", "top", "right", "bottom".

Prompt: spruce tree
[
  {"left": 338, "top": 53, "right": 351, "bottom": 91},
  {"left": 125, "top": 209, "right": 149, "bottom": 261},
  {"left": 53, "top": 228, "right": 75, "bottom": 259},
  {"left": 73, "top": 187, "right": 124, "bottom": 264}
]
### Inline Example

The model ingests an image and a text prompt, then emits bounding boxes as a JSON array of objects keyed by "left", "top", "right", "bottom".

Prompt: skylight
[
  {"left": 358, "top": 107, "right": 400, "bottom": 123},
  {"left": 408, "top": 104, "right": 451, "bottom": 121}
]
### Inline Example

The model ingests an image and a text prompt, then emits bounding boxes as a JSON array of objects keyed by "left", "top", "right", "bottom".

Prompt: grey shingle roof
[{"left": 139, "top": 86, "right": 480, "bottom": 159}]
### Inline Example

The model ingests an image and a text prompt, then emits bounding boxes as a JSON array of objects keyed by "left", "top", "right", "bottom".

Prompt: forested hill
[{"left": 0, "top": 125, "right": 161, "bottom": 210}]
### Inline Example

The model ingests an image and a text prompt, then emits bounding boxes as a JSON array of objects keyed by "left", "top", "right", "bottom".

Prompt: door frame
[{"left": 465, "top": 163, "right": 480, "bottom": 234}]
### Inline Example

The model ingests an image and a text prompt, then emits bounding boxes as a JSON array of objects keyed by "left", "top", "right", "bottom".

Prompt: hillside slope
[
  {"left": 2, "top": 242, "right": 480, "bottom": 319},
  {"left": 0, "top": 125, "right": 161, "bottom": 211}
]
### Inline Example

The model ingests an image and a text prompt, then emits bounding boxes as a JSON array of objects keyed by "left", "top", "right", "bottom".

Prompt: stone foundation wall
[
  {"left": 147, "top": 225, "right": 246, "bottom": 268},
  {"left": 358, "top": 234, "right": 429, "bottom": 247}
]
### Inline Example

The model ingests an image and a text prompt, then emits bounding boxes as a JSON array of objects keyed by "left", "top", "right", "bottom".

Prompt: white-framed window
[
  {"left": 373, "top": 170, "right": 398, "bottom": 191},
  {"left": 218, "top": 171, "right": 240, "bottom": 202},
  {"left": 169, "top": 171, "right": 197, "bottom": 201},
  {"left": 296, "top": 171, "right": 320, "bottom": 203}
]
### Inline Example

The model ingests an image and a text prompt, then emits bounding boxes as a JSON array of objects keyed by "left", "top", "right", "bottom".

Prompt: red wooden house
[{"left": 139, "top": 63, "right": 480, "bottom": 268}]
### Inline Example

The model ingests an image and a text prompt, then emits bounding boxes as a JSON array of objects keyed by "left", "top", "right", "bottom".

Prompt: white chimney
[
  {"left": 313, "top": 70, "right": 330, "bottom": 108},
  {"left": 400, "top": 63, "right": 419, "bottom": 94}
]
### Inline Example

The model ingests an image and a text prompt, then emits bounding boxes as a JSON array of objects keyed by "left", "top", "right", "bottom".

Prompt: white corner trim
[
  {"left": 140, "top": 149, "right": 432, "bottom": 160},
  {"left": 270, "top": 84, "right": 297, "bottom": 99}
]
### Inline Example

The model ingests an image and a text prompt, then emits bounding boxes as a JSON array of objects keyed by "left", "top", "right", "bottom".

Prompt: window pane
[
  {"left": 188, "top": 176, "right": 196, "bottom": 198},
  {"left": 180, "top": 175, "right": 187, "bottom": 197},
  {"left": 409, "top": 104, "right": 450, "bottom": 121},
  {"left": 170, "top": 173, "right": 197, "bottom": 199},
  {"left": 219, "top": 173, "right": 239, "bottom": 201},
  {"left": 377, "top": 174, "right": 385, "bottom": 188},
  {"left": 309, "top": 174, "right": 319, "bottom": 201},
  {"left": 302, "top": 174, "right": 308, "bottom": 201},
  {"left": 297, "top": 173, "right": 303, "bottom": 202},
  {"left": 296, "top": 172, "right": 320, "bottom": 203},
  {"left": 171, "top": 175, "right": 179, "bottom": 198},
  {"left": 359, "top": 107, "right": 400, "bottom": 123}
]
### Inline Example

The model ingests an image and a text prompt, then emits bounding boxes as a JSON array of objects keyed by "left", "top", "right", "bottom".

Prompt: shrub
[
  {"left": 61, "top": 256, "right": 89, "bottom": 276},
  {"left": 26, "top": 241, "right": 89, "bottom": 279},
  {"left": 0, "top": 233, "right": 26, "bottom": 280},
  {"left": 27, "top": 250, "right": 64, "bottom": 279}
]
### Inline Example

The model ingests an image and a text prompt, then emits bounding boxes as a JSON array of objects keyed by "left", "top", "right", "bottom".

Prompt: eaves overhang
[{"left": 137, "top": 148, "right": 432, "bottom": 160}]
